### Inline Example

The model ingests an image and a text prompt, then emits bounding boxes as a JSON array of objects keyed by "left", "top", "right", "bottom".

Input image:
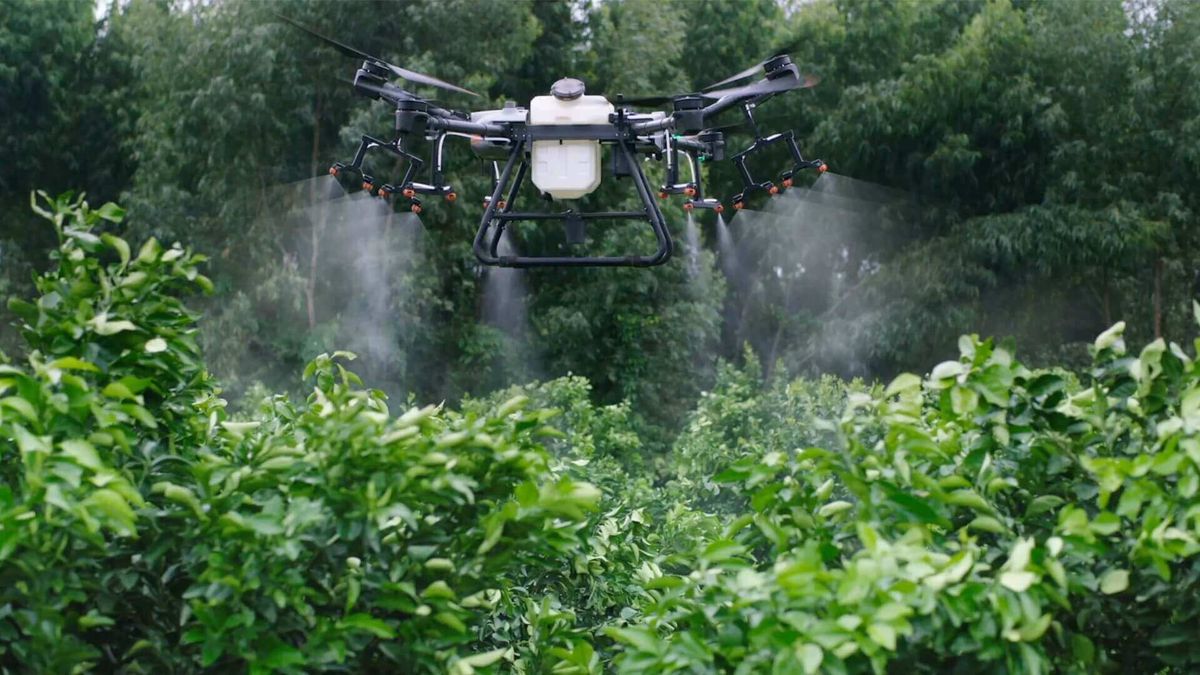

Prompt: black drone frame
[{"left": 285, "top": 17, "right": 826, "bottom": 268}]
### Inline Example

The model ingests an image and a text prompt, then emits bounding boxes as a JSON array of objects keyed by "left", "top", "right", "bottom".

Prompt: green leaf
[
  {"left": 338, "top": 613, "right": 395, "bottom": 639},
  {"left": 85, "top": 488, "right": 137, "bottom": 535},
  {"left": 1093, "top": 322, "right": 1126, "bottom": 353},
  {"left": 886, "top": 490, "right": 947, "bottom": 526},
  {"left": 797, "top": 643, "right": 823, "bottom": 674},
  {"left": 461, "top": 648, "right": 509, "bottom": 668},
  {"left": 885, "top": 373, "right": 922, "bottom": 397},
  {"left": 1100, "top": 569, "right": 1129, "bottom": 594},
  {"left": 867, "top": 623, "right": 897, "bottom": 651},
  {"left": 968, "top": 516, "right": 1005, "bottom": 533},
  {"left": 1089, "top": 512, "right": 1122, "bottom": 536},
  {"left": 999, "top": 571, "right": 1037, "bottom": 593},
  {"left": 701, "top": 539, "right": 746, "bottom": 564},
  {"left": 49, "top": 356, "right": 100, "bottom": 372},
  {"left": 102, "top": 233, "right": 130, "bottom": 263},
  {"left": 60, "top": 439, "right": 102, "bottom": 470},
  {"left": 434, "top": 611, "right": 467, "bottom": 633},
  {"left": 818, "top": 500, "right": 855, "bottom": 518},
  {"left": 96, "top": 202, "right": 125, "bottom": 223},
  {"left": 137, "top": 237, "right": 161, "bottom": 263},
  {"left": 1, "top": 396, "right": 38, "bottom": 423}
]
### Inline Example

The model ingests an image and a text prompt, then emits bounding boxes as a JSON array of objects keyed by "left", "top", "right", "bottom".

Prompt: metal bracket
[{"left": 472, "top": 138, "right": 673, "bottom": 267}]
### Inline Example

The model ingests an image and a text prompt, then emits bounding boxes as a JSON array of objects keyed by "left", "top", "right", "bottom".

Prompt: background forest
[{"left": 4, "top": 0, "right": 1198, "bottom": 449}]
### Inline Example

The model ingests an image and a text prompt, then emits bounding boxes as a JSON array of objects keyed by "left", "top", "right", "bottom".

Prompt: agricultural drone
[{"left": 282, "top": 17, "right": 826, "bottom": 267}]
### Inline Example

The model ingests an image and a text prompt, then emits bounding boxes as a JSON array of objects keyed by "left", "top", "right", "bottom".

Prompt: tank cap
[{"left": 551, "top": 77, "right": 586, "bottom": 101}]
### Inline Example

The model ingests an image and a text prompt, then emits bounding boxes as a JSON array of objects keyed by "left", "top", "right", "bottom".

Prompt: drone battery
[{"left": 529, "top": 84, "right": 614, "bottom": 200}]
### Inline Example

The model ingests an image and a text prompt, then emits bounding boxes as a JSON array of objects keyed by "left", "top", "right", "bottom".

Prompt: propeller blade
[
  {"left": 701, "top": 37, "right": 806, "bottom": 91},
  {"left": 276, "top": 14, "right": 376, "bottom": 61},
  {"left": 703, "top": 63, "right": 766, "bottom": 92},
  {"left": 704, "top": 73, "right": 820, "bottom": 100},
  {"left": 384, "top": 63, "right": 479, "bottom": 98},
  {"left": 278, "top": 15, "right": 479, "bottom": 97}
]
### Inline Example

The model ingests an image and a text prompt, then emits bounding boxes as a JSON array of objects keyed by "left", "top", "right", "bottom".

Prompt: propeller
[
  {"left": 704, "top": 73, "right": 820, "bottom": 100},
  {"left": 701, "top": 37, "right": 808, "bottom": 91},
  {"left": 611, "top": 70, "right": 817, "bottom": 109},
  {"left": 277, "top": 15, "right": 479, "bottom": 97}
]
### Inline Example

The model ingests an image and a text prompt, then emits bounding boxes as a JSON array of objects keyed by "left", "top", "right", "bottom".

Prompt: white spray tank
[{"left": 529, "top": 78, "right": 613, "bottom": 200}]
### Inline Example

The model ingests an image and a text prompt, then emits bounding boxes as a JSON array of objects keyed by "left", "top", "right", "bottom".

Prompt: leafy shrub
[
  {"left": 1, "top": 195, "right": 602, "bottom": 673},
  {"left": 4, "top": 194, "right": 1200, "bottom": 674},
  {"left": 608, "top": 327, "right": 1200, "bottom": 674}
]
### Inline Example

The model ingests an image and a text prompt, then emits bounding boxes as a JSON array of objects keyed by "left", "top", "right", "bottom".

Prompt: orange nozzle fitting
[
  {"left": 658, "top": 191, "right": 669, "bottom": 200},
  {"left": 768, "top": 184, "right": 780, "bottom": 195},
  {"left": 818, "top": 163, "right": 828, "bottom": 173},
  {"left": 683, "top": 202, "right": 695, "bottom": 211},
  {"left": 714, "top": 203, "right": 725, "bottom": 214},
  {"left": 328, "top": 166, "right": 339, "bottom": 177},
  {"left": 362, "top": 181, "right": 373, "bottom": 191},
  {"left": 497, "top": 200, "right": 507, "bottom": 210},
  {"left": 445, "top": 191, "right": 457, "bottom": 202},
  {"left": 683, "top": 186, "right": 697, "bottom": 197},
  {"left": 733, "top": 201, "right": 745, "bottom": 210},
  {"left": 402, "top": 188, "right": 416, "bottom": 198},
  {"left": 782, "top": 177, "right": 793, "bottom": 188},
  {"left": 411, "top": 204, "right": 422, "bottom": 214}
]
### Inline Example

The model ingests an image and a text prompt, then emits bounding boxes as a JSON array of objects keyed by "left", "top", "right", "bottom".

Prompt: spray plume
[{"left": 719, "top": 172, "right": 914, "bottom": 378}]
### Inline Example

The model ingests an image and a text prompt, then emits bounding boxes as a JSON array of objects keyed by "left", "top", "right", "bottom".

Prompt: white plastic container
[{"left": 529, "top": 80, "right": 613, "bottom": 200}]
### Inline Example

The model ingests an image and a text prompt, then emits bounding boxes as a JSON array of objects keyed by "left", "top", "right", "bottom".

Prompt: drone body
[{"left": 283, "top": 17, "right": 826, "bottom": 268}]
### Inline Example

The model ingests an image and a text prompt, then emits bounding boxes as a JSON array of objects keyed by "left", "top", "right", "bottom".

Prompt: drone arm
[
  {"left": 630, "top": 117, "right": 674, "bottom": 135},
  {"left": 426, "top": 115, "right": 507, "bottom": 137},
  {"left": 700, "top": 94, "right": 748, "bottom": 123}
]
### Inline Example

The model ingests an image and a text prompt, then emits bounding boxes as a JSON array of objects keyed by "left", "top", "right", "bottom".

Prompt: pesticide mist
[
  {"left": 721, "top": 172, "right": 914, "bottom": 377},
  {"left": 206, "top": 175, "right": 425, "bottom": 399}
]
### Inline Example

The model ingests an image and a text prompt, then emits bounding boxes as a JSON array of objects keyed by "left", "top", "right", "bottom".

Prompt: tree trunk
[
  {"left": 306, "top": 96, "right": 323, "bottom": 329},
  {"left": 1102, "top": 269, "right": 1112, "bottom": 326},
  {"left": 1153, "top": 256, "right": 1163, "bottom": 339}
]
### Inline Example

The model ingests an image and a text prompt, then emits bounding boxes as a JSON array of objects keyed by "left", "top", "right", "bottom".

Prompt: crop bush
[
  {"left": 0, "top": 195, "right": 602, "bottom": 673},
  {"left": 3, "top": 194, "right": 1200, "bottom": 674}
]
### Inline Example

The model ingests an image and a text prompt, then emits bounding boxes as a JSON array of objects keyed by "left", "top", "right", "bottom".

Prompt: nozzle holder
[
  {"left": 684, "top": 198, "right": 723, "bottom": 212},
  {"left": 696, "top": 131, "right": 726, "bottom": 161}
]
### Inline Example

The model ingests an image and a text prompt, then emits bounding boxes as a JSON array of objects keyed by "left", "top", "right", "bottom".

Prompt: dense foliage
[{"left": 5, "top": 194, "right": 1200, "bottom": 673}]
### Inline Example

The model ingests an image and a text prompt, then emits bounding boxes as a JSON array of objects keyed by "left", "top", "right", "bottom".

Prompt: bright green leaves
[
  {"left": 8, "top": 193, "right": 1200, "bottom": 674},
  {"left": 657, "top": 314, "right": 1200, "bottom": 674},
  {"left": 82, "top": 488, "right": 140, "bottom": 536},
  {"left": 337, "top": 613, "right": 396, "bottom": 640},
  {"left": 999, "top": 538, "right": 1038, "bottom": 593},
  {"left": 1099, "top": 568, "right": 1129, "bottom": 595}
]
